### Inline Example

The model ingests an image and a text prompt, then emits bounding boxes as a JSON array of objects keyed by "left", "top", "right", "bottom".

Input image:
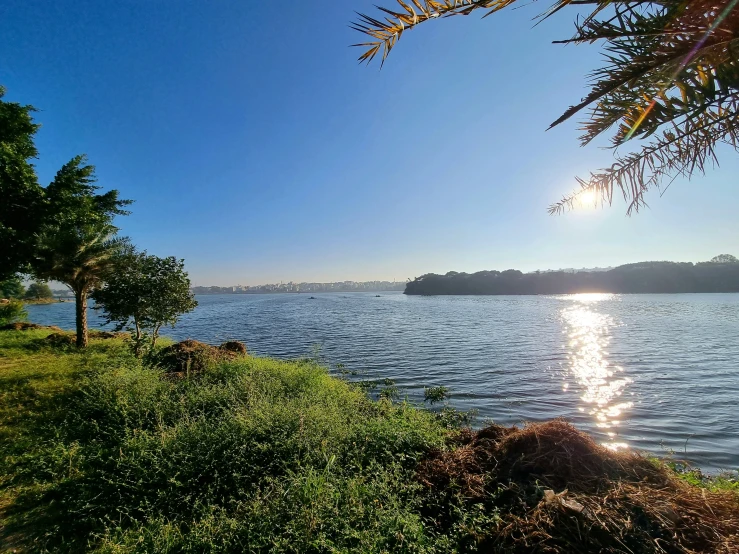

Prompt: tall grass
[
  {"left": 2, "top": 330, "right": 737, "bottom": 553},
  {"left": 0, "top": 331, "right": 449, "bottom": 553}
]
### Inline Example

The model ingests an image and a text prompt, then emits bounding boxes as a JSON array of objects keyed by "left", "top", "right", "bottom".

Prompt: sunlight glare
[
  {"left": 560, "top": 301, "right": 633, "bottom": 450},
  {"left": 577, "top": 190, "right": 597, "bottom": 209}
]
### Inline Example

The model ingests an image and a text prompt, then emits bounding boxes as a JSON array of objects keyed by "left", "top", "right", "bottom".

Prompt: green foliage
[
  {"left": 0, "top": 87, "right": 132, "bottom": 347},
  {"left": 662, "top": 460, "right": 739, "bottom": 494},
  {"left": 0, "top": 86, "right": 43, "bottom": 279},
  {"left": 93, "top": 251, "right": 197, "bottom": 357},
  {"left": 0, "top": 332, "right": 450, "bottom": 552},
  {"left": 1, "top": 331, "right": 736, "bottom": 553},
  {"left": 424, "top": 386, "right": 449, "bottom": 404},
  {"left": 0, "top": 299, "right": 27, "bottom": 325},
  {"left": 24, "top": 280, "right": 53, "bottom": 300},
  {"left": 41, "top": 154, "right": 132, "bottom": 228},
  {"left": 35, "top": 221, "right": 129, "bottom": 348},
  {"left": 0, "top": 275, "right": 25, "bottom": 299},
  {"left": 32, "top": 156, "right": 131, "bottom": 348},
  {"left": 353, "top": 0, "right": 739, "bottom": 214},
  {"left": 710, "top": 253, "right": 739, "bottom": 264}
]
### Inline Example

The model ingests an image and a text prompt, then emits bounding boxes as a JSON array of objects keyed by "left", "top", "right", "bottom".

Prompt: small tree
[
  {"left": 32, "top": 156, "right": 131, "bottom": 348},
  {"left": 0, "top": 276, "right": 25, "bottom": 299},
  {"left": 24, "top": 281, "right": 53, "bottom": 300},
  {"left": 0, "top": 300, "right": 27, "bottom": 326},
  {"left": 92, "top": 251, "right": 197, "bottom": 357}
]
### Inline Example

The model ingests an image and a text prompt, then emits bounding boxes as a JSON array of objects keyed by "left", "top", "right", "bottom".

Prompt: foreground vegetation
[{"left": 1, "top": 329, "right": 738, "bottom": 553}]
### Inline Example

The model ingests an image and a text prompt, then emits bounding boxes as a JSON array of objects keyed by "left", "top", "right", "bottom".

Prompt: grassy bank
[
  {"left": 1, "top": 329, "right": 737, "bottom": 553},
  {"left": 21, "top": 298, "right": 60, "bottom": 305}
]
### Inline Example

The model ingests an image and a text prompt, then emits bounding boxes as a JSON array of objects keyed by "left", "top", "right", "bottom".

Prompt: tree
[
  {"left": 0, "top": 276, "right": 25, "bottom": 299},
  {"left": 92, "top": 251, "right": 198, "bottom": 357},
  {"left": 33, "top": 156, "right": 131, "bottom": 348},
  {"left": 0, "top": 86, "right": 44, "bottom": 279},
  {"left": 35, "top": 222, "right": 127, "bottom": 347},
  {"left": 709, "top": 254, "right": 739, "bottom": 264},
  {"left": 24, "top": 281, "right": 53, "bottom": 300},
  {"left": 353, "top": 1, "right": 739, "bottom": 214}
]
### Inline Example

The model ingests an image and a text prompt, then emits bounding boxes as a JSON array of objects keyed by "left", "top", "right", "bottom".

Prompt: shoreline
[{"left": 1, "top": 326, "right": 737, "bottom": 552}]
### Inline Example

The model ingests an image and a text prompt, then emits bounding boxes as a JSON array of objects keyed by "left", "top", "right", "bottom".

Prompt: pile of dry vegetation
[
  {"left": 156, "top": 338, "right": 248, "bottom": 373},
  {"left": 418, "top": 420, "right": 739, "bottom": 553}
]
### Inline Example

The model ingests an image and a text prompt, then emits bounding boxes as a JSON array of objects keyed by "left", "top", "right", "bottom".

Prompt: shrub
[{"left": 0, "top": 299, "right": 28, "bottom": 325}]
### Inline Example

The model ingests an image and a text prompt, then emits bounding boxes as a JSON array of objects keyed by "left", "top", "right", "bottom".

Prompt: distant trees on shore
[
  {"left": 24, "top": 282, "right": 53, "bottom": 301},
  {"left": 405, "top": 259, "right": 739, "bottom": 295}
]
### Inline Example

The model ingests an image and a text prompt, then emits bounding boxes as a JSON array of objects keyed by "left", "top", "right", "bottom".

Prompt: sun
[{"left": 578, "top": 190, "right": 597, "bottom": 208}]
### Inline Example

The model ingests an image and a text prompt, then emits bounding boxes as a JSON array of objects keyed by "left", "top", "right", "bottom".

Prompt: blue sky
[{"left": 2, "top": 0, "right": 737, "bottom": 285}]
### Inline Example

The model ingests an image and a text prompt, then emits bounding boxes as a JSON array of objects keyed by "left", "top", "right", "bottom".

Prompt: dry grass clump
[
  {"left": 417, "top": 419, "right": 739, "bottom": 553},
  {"left": 156, "top": 339, "right": 248, "bottom": 374},
  {"left": 41, "top": 329, "right": 128, "bottom": 348},
  {"left": 0, "top": 322, "right": 61, "bottom": 331}
]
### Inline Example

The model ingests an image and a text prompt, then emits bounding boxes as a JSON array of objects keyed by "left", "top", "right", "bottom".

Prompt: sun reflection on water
[{"left": 560, "top": 294, "right": 632, "bottom": 450}]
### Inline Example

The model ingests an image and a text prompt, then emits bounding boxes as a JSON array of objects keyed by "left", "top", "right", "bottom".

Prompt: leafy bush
[
  {"left": 424, "top": 385, "right": 449, "bottom": 404},
  {"left": 0, "top": 276, "right": 25, "bottom": 299},
  {"left": 19, "top": 355, "right": 446, "bottom": 552},
  {"left": 0, "top": 299, "right": 27, "bottom": 325}
]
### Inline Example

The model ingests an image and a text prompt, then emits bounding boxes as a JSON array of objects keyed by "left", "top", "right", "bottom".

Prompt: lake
[{"left": 27, "top": 292, "right": 739, "bottom": 471}]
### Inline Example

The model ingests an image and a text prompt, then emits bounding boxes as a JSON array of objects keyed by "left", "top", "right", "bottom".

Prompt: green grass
[
  {"left": 0, "top": 330, "right": 454, "bottom": 553},
  {"left": 2, "top": 330, "right": 736, "bottom": 553}
]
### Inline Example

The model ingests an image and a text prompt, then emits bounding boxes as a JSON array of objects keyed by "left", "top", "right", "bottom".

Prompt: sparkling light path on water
[{"left": 560, "top": 293, "right": 633, "bottom": 451}]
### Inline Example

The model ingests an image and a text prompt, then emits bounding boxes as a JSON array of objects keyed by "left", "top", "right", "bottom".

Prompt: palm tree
[
  {"left": 35, "top": 222, "right": 127, "bottom": 348},
  {"left": 352, "top": 0, "right": 739, "bottom": 214}
]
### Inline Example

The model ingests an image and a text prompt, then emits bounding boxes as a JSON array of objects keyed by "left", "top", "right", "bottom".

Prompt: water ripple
[{"left": 26, "top": 292, "right": 739, "bottom": 471}]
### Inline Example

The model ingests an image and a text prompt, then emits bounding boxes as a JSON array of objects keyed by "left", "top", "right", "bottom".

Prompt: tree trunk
[
  {"left": 75, "top": 288, "right": 88, "bottom": 348},
  {"left": 134, "top": 320, "right": 142, "bottom": 358}
]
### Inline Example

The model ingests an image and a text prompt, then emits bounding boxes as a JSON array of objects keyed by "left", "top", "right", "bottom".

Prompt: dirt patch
[
  {"left": 156, "top": 339, "right": 247, "bottom": 374},
  {"left": 44, "top": 332, "right": 76, "bottom": 347},
  {"left": 1, "top": 322, "right": 62, "bottom": 331},
  {"left": 417, "top": 420, "right": 739, "bottom": 553},
  {"left": 88, "top": 330, "right": 130, "bottom": 340}
]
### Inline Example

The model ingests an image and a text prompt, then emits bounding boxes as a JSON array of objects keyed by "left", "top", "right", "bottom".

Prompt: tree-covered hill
[{"left": 405, "top": 259, "right": 739, "bottom": 295}]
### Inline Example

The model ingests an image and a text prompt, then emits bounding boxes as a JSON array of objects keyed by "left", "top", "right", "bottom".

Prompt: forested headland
[{"left": 404, "top": 258, "right": 739, "bottom": 295}]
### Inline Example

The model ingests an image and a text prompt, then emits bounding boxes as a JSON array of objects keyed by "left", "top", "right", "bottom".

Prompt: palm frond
[
  {"left": 549, "top": 97, "right": 739, "bottom": 215},
  {"left": 353, "top": 0, "right": 739, "bottom": 213}
]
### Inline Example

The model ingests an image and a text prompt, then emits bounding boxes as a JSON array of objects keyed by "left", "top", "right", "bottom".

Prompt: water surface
[{"left": 27, "top": 292, "right": 739, "bottom": 471}]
